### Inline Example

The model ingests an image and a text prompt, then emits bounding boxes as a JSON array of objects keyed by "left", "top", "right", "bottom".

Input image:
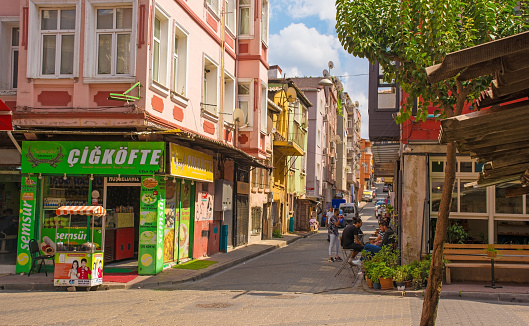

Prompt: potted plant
[
  {"left": 373, "top": 262, "right": 395, "bottom": 290},
  {"left": 394, "top": 265, "right": 407, "bottom": 290},
  {"left": 484, "top": 245, "right": 500, "bottom": 258}
]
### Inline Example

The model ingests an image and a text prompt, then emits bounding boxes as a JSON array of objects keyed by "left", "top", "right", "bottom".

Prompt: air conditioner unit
[
  {"left": 322, "top": 148, "right": 328, "bottom": 155},
  {"left": 323, "top": 116, "right": 328, "bottom": 122},
  {"left": 330, "top": 142, "right": 335, "bottom": 149},
  {"left": 330, "top": 157, "right": 336, "bottom": 164}
]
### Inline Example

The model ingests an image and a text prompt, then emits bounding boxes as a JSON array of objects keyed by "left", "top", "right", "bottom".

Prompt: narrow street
[{"left": 1, "top": 201, "right": 529, "bottom": 325}]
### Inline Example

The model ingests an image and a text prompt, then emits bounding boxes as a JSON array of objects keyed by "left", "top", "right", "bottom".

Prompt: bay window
[
  {"left": 237, "top": 80, "right": 252, "bottom": 126},
  {"left": 202, "top": 56, "right": 218, "bottom": 116},
  {"left": 40, "top": 9, "right": 75, "bottom": 76}
]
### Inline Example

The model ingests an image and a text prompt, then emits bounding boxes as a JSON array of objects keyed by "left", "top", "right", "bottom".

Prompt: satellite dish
[
  {"left": 271, "top": 127, "right": 277, "bottom": 133},
  {"left": 233, "top": 108, "right": 245, "bottom": 127},
  {"left": 346, "top": 99, "right": 352, "bottom": 106},
  {"left": 323, "top": 69, "right": 330, "bottom": 77},
  {"left": 267, "top": 116, "right": 274, "bottom": 133},
  {"left": 355, "top": 101, "right": 359, "bottom": 108},
  {"left": 286, "top": 87, "right": 297, "bottom": 103},
  {"left": 328, "top": 61, "right": 334, "bottom": 70},
  {"left": 334, "top": 135, "right": 342, "bottom": 144},
  {"left": 336, "top": 80, "right": 343, "bottom": 91},
  {"left": 345, "top": 166, "right": 351, "bottom": 172}
]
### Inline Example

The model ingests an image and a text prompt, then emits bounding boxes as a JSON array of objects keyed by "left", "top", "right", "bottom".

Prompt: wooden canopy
[{"left": 429, "top": 31, "right": 529, "bottom": 194}]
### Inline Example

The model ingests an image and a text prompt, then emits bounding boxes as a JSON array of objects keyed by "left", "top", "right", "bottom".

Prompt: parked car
[
  {"left": 339, "top": 202, "right": 358, "bottom": 226},
  {"left": 383, "top": 185, "right": 389, "bottom": 192},
  {"left": 362, "top": 190, "right": 374, "bottom": 202}
]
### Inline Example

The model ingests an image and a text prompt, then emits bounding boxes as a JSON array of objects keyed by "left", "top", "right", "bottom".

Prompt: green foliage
[
  {"left": 272, "top": 229, "right": 283, "bottom": 238},
  {"left": 372, "top": 262, "right": 395, "bottom": 279},
  {"left": 394, "top": 265, "right": 408, "bottom": 283},
  {"left": 447, "top": 221, "right": 470, "bottom": 244},
  {"left": 335, "top": 0, "right": 528, "bottom": 120}
]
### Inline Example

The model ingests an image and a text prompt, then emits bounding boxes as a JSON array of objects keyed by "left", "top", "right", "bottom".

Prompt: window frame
[
  {"left": 171, "top": 21, "right": 189, "bottom": 105},
  {"left": 260, "top": 81, "right": 268, "bottom": 133},
  {"left": 225, "top": 0, "right": 236, "bottom": 34},
  {"left": 238, "top": 0, "right": 253, "bottom": 38},
  {"left": 202, "top": 55, "right": 219, "bottom": 118},
  {"left": 237, "top": 78, "right": 253, "bottom": 128},
  {"left": 206, "top": 0, "right": 220, "bottom": 16},
  {"left": 83, "top": 0, "right": 137, "bottom": 83},
  {"left": 261, "top": 0, "right": 269, "bottom": 46},
  {"left": 26, "top": 2, "right": 81, "bottom": 80},
  {"left": 10, "top": 27, "right": 19, "bottom": 89},
  {"left": 223, "top": 71, "right": 235, "bottom": 125},
  {"left": 150, "top": 5, "right": 170, "bottom": 91}
]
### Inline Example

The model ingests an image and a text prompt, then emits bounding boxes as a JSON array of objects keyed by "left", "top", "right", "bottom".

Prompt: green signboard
[
  {"left": 16, "top": 175, "right": 38, "bottom": 274},
  {"left": 138, "top": 176, "right": 166, "bottom": 275},
  {"left": 21, "top": 141, "right": 165, "bottom": 175},
  {"left": 41, "top": 228, "right": 103, "bottom": 248}
]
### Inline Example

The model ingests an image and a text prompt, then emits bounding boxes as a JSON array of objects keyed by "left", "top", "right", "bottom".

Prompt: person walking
[{"left": 327, "top": 209, "right": 342, "bottom": 262}]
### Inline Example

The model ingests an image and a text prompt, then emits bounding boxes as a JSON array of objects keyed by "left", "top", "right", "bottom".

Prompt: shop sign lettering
[
  {"left": 16, "top": 175, "right": 38, "bottom": 274},
  {"left": 21, "top": 141, "right": 165, "bottom": 175}
]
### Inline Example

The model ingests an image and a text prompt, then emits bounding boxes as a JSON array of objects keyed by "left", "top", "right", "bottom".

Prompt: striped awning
[{"left": 56, "top": 206, "right": 106, "bottom": 216}]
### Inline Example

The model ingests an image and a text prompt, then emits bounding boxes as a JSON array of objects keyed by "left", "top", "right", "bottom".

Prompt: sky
[{"left": 268, "top": 0, "right": 370, "bottom": 139}]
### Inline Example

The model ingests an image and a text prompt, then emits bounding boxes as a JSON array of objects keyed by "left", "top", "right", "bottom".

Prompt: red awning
[
  {"left": 56, "top": 206, "right": 107, "bottom": 216},
  {"left": 0, "top": 99, "right": 13, "bottom": 131}
]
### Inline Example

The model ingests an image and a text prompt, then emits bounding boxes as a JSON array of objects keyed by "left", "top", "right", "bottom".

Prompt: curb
[
  {"left": 359, "top": 278, "right": 529, "bottom": 303},
  {"left": 0, "top": 233, "right": 311, "bottom": 292}
]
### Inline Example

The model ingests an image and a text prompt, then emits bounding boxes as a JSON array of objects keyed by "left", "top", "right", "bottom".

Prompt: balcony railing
[
  {"left": 289, "top": 122, "right": 305, "bottom": 149},
  {"left": 347, "top": 172, "right": 354, "bottom": 182}
]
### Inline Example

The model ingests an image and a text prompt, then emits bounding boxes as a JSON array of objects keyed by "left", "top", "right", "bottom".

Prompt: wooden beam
[{"left": 505, "top": 186, "right": 529, "bottom": 198}]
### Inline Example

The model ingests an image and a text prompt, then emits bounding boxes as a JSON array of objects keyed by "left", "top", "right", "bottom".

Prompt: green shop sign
[
  {"left": 21, "top": 141, "right": 165, "bottom": 175},
  {"left": 16, "top": 175, "right": 38, "bottom": 274}
]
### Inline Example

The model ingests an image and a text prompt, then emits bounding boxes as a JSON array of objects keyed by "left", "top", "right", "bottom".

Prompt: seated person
[
  {"left": 352, "top": 220, "right": 394, "bottom": 265},
  {"left": 0, "top": 209, "right": 17, "bottom": 235},
  {"left": 341, "top": 218, "right": 364, "bottom": 261}
]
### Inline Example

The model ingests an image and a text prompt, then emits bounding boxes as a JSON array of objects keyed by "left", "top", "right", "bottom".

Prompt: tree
[{"left": 335, "top": 1, "right": 528, "bottom": 325}]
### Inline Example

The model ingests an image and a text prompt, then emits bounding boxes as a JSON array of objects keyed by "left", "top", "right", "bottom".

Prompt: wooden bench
[{"left": 443, "top": 243, "right": 529, "bottom": 284}]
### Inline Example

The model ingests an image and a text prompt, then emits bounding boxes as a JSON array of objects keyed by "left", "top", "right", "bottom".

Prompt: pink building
[{"left": 1, "top": 0, "right": 270, "bottom": 274}]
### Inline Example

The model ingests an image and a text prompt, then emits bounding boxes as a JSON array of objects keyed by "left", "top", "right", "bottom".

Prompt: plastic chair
[{"left": 28, "top": 239, "right": 54, "bottom": 277}]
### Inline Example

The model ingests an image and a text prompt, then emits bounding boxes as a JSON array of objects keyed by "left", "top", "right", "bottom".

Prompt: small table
[{"left": 483, "top": 255, "right": 502, "bottom": 289}]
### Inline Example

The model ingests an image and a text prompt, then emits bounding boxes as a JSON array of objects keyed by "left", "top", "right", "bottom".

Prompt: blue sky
[{"left": 268, "top": 0, "right": 370, "bottom": 138}]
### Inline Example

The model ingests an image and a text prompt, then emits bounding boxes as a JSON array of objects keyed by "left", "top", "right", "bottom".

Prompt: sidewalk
[
  {"left": 0, "top": 232, "right": 312, "bottom": 292},
  {"left": 359, "top": 277, "right": 529, "bottom": 303}
]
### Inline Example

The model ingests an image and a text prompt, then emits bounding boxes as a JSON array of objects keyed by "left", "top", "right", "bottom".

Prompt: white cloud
[
  {"left": 286, "top": 0, "right": 336, "bottom": 23},
  {"left": 269, "top": 23, "right": 343, "bottom": 77}
]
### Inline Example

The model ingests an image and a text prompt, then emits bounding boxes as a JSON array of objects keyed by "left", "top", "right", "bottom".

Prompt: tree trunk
[
  {"left": 420, "top": 84, "right": 467, "bottom": 326},
  {"left": 419, "top": 141, "right": 456, "bottom": 326}
]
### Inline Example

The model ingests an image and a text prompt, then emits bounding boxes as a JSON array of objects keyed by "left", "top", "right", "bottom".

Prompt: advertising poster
[
  {"left": 139, "top": 176, "right": 165, "bottom": 275},
  {"left": 41, "top": 228, "right": 102, "bottom": 248},
  {"left": 178, "top": 181, "right": 192, "bottom": 260},
  {"left": 164, "top": 180, "right": 177, "bottom": 262},
  {"left": 173, "top": 182, "right": 181, "bottom": 262},
  {"left": 16, "top": 175, "right": 38, "bottom": 274},
  {"left": 54, "top": 252, "right": 103, "bottom": 286},
  {"left": 195, "top": 187, "right": 213, "bottom": 222}
]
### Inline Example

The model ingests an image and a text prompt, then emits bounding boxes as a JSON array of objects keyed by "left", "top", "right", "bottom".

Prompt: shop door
[
  {"left": 175, "top": 180, "right": 195, "bottom": 262},
  {"left": 235, "top": 195, "right": 249, "bottom": 247}
]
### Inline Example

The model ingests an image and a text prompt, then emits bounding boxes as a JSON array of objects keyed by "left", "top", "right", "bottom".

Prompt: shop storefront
[{"left": 15, "top": 140, "right": 215, "bottom": 276}]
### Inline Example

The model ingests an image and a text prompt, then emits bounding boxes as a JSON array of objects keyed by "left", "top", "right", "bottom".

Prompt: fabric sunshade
[{"left": 56, "top": 206, "right": 106, "bottom": 216}]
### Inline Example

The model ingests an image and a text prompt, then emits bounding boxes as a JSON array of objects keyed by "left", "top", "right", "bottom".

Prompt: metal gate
[{"left": 235, "top": 195, "right": 249, "bottom": 246}]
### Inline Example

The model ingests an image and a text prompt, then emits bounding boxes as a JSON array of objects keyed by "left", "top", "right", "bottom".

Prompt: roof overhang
[{"left": 428, "top": 31, "right": 529, "bottom": 190}]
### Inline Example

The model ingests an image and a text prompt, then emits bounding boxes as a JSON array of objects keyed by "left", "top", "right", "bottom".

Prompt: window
[
  {"left": 202, "top": 56, "right": 218, "bottom": 116},
  {"left": 260, "top": 83, "right": 267, "bottom": 132},
  {"left": 495, "top": 184, "right": 523, "bottom": 214},
  {"left": 172, "top": 22, "right": 188, "bottom": 98},
  {"left": 460, "top": 180, "right": 486, "bottom": 213},
  {"left": 252, "top": 168, "right": 259, "bottom": 187},
  {"left": 239, "top": 0, "right": 251, "bottom": 36},
  {"left": 152, "top": 8, "right": 169, "bottom": 87},
  {"left": 40, "top": 9, "right": 75, "bottom": 76},
  {"left": 225, "top": 0, "right": 235, "bottom": 33},
  {"left": 251, "top": 206, "right": 262, "bottom": 234},
  {"left": 237, "top": 80, "right": 252, "bottom": 126},
  {"left": 11, "top": 27, "right": 19, "bottom": 89},
  {"left": 316, "top": 163, "right": 321, "bottom": 180},
  {"left": 96, "top": 7, "right": 132, "bottom": 76},
  {"left": 261, "top": 0, "right": 269, "bottom": 44},
  {"left": 224, "top": 72, "right": 235, "bottom": 124},
  {"left": 206, "top": 0, "right": 219, "bottom": 14}
]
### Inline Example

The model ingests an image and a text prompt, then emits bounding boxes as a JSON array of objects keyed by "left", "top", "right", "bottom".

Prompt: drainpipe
[{"left": 218, "top": 0, "right": 226, "bottom": 141}]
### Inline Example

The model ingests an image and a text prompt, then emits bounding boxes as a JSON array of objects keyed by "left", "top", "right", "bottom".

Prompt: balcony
[
  {"left": 273, "top": 123, "right": 305, "bottom": 156},
  {"left": 347, "top": 127, "right": 355, "bottom": 137},
  {"left": 347, "top": 172, "right": 354, "bottom": 183},
  {"left": 347, "top": 149, "right": 355, "bottom": 159}
]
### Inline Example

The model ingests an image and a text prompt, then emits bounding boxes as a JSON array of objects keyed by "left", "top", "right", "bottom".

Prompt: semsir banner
[
  {"left": 21, "top": 141, "right": 165, "bottom": 175},
  {"left": 169, "top": 143, "right": 213, "bottom": 182}
]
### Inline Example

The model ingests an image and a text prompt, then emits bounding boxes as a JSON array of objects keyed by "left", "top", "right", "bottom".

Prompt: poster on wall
[
  {"left": 138, "top": 176, "right": 165, "bottom": 275},
  {"left": 16, "top": 175, "right": 38, "bottom": 274},
  {"left": 195, "top": 185, "right": 213, "bottom": 222},
  {"left": 54, "top": 252, "right": 103, "bottom": 287},
  {"left": 178, "top": 181, "right": 192, "bottom": 260},
  {"left": 164, "top": 180, "right": 177, "bottom": 262}
]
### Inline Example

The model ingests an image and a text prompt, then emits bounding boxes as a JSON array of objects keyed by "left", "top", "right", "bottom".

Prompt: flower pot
[
  {"left": 404, "top": 280, "right": 412, "bottom": 288},
  {"left": 366, "top": 278, "right": 373, "bottom": 288},
  {"left": 396, "top": 282, "right": 405, "bottom": 291},
  {"left": 379, "top": 277, "right": 394, "bottom": 290},
  {"left": 486, "top": 251, "right": 497, "bottom": 258},
  {"left": 373, "top": 282, "right": 381, "bottom": 289}
]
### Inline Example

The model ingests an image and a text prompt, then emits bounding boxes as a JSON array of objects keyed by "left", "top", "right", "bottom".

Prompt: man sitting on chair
[
  {"left": 341, "top": 218, "right": 364, "bottom": 264},
  {"left": 353, "top": 220, "right": 395, "bottom": 266}
]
